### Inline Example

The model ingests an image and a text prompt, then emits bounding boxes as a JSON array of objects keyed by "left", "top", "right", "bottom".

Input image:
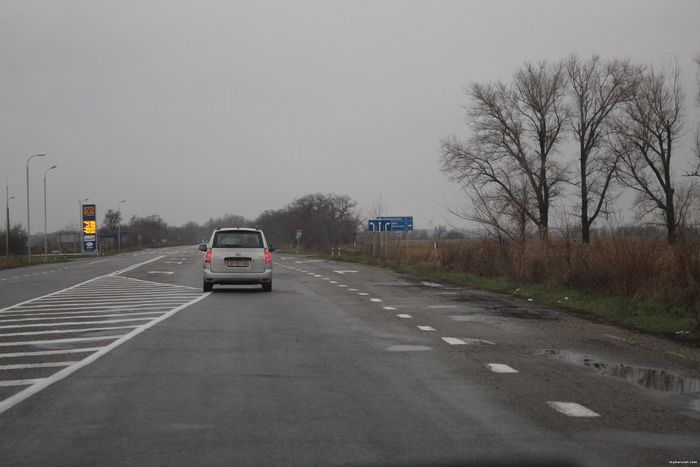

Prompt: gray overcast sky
[{"left": 2, "top": 0, "right": 699, "bottom": 232}]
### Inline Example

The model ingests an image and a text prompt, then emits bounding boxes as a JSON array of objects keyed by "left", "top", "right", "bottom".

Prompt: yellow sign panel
[
  {"left": 82, "top": 205, "right": 95, "bottom": 216},
  {"left": 83, "top": 220, "right": 96, "bottom": 235}
]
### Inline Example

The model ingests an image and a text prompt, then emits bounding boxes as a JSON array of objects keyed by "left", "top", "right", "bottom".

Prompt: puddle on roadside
[{"left": 541, "top": 349, "right": 700, "bottom": 394}]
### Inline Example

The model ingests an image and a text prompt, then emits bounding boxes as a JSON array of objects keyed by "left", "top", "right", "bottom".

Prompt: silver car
[{"left": 199, "top": 227, "right": 275, "bottom": 292}]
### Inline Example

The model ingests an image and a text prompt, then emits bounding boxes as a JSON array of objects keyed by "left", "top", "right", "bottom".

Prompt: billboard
[{"left": 82, "top": 204, "right": 97, "bottom": 254}]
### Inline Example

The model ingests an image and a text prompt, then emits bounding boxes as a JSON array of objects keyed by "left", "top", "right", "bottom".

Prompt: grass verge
[{"left": 315, "top": 253, "right": 700, "bottom": 344}]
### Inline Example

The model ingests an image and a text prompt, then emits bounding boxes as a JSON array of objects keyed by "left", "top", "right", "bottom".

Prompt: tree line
[{"left": 440, "top": 53, "right": 700, "bottom": 244}]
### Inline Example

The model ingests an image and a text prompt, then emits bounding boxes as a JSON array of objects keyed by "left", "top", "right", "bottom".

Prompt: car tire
[
  {"left": 203, "top": 281, "right": 213, "bottom": 292},
  {"left": 262, "top": 282, "right": 272, "bottom": 292}
]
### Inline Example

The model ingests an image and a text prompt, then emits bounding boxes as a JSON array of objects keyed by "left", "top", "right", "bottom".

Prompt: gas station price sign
[{"left": 82, "top": 204, "right": 97, "bottom": 253}]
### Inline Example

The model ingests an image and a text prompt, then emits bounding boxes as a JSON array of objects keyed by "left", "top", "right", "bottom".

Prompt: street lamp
[
  {"left": 43, "top": 165, "right": 57, "bottom": 260},
  {"left": 117, "top": 199, "right": 126, "bottom": 252},
  {"left": 26, "top": 153, "right": 46, "bottom": 263},
  {"left": 5, "top": 180, "right": 14, "bottom": 257}
]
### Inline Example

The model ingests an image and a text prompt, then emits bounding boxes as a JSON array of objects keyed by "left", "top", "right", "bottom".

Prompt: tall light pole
[
  {"left": 117, "top": 199, "right": 126, "bottom": 252},
  {"left": 78, "top": 198, "right": 89, "bottom": 254},
  {"left": 26, "top": 153, "right": 46, "bottom": 263},
  {"left": 5, "top": 179, "right": 14, "bottom": 257},
  {"left": 43, "top": 165, "right": 57, "bottom": 260}
]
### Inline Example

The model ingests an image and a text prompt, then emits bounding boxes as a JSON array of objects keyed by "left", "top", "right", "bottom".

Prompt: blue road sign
[
  {"left": 295, "top": 229, "right": 303, "bottom": 239},
  {"left": 377, "top": 216, "right": 414, "bottom": 231},
  {"left": 368, "top": 220, "right": 392, "bottom": 232}
]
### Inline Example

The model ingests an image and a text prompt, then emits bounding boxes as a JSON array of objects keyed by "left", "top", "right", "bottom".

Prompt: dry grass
[{"left": 371, "top": 236, "right": 700, "bottom": 321}]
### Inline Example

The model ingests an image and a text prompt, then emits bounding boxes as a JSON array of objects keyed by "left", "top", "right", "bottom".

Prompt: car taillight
[
  {"left": 204, "top": 250, "right": 212, "bottom": 264},
  {"left": 264, "top": 250, "right": 271, "bottom": 264}
]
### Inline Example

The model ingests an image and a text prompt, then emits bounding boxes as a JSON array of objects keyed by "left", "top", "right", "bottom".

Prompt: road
[{"left": 0, "top": 247, "right": 698, "bottom": 467}]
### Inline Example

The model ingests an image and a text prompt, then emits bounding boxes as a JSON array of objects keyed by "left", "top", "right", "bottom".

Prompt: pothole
[{"left": 543, "top": 349, "right": 700, "bottom": 394}]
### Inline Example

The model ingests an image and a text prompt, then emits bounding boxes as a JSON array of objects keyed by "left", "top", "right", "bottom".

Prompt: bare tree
[
  {"left": 102, "top": 209, "right": 122, "bottom": 230},
  {"left": 441, "top": 61, "right": 569, "bottom": 240},
  {"left": 566, "top": 54, "right": 641, "bottom": 243},
  {"left": 612, "top": 63, "right": 686, "bottom": 243},
  {"left": 447, "top": 179, "right": 533, "bottom": 245},
  {"left": 688, "top": 54, "right": 700, "bottom": 177}
]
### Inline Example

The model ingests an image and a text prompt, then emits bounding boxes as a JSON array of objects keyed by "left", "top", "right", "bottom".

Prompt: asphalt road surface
[{"left": 0, "top": 247, "right": 698, "bottom": 467}]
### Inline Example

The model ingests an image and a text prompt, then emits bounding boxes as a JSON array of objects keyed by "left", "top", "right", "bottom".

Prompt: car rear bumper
[{"left": 203, "top": 268, "right": 272, "bottom": 284}]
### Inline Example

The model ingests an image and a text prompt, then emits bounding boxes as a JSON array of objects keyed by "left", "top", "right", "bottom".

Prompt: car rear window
[{"left": 213, "top": 231, "right": 263, "bottom": 248}]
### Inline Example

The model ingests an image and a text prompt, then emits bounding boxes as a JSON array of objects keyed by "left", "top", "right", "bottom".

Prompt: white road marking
[
  {"left": 0, "top": 317, "right": 154, "bottom": 329},
  {"left": 0, "top": 379, "right": 46, "bottom": 388},
  {"left": 358, "top": 293, "right": 369, "bottom": 296},
  {"left": 396, "top": 314, "right": 412, "bottom": 319},
  {"left": 383, "top": 306, "right": 397, "bottom": 310},
  {"left": 0, "top": 348, "right": 103, "bottom": 359},
  {"left": 486, "top": 363, "right": 519, "bottom": 373},
  {"left": 0, "top": 361, "right": 78, "bottom": 370},
  {"left": 547, "top": 402, "right": 600, "bottom": 417},
  {"left": 370, "top": 298, "right": 382, "bottom": 302},
  {"left": 86, "top": 259, "right": 110, "bottom": 265},
  {"left": 0, "top": 335, "right": 123, "bottom": 347},
  {"left": 147, "top": 271, "right": 174, "bottom": 275},
  {"left": 442, "top": 337, "right": 467, "bottom": 345},
  {"left": 334, "top": 270, "right": 358, "bottom": 274},
  {"left": 0, "top": 312, "right": 165, "bottom": 323},
  {"left": 338, "top": 285, "right": 347, "bottom": 287},
  {"left": 421, "top": 281, "right": 443, "bottom": 288},
  {"left": 417, "top": 326, "right": 436, "bottom": 331},
  {"left": 329, "top": 281, "right": 338, "bottom": 284},
  {"left": 0, "top": 292, "right": 210, "bottom": 415},
  {"left": 0, "top": 325, "right": 141, "bottom": 337}
]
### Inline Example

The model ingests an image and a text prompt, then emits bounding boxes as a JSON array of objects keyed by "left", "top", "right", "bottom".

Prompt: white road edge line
[{"left": 547, "top": 402, "right": 600, "bottom": 417}]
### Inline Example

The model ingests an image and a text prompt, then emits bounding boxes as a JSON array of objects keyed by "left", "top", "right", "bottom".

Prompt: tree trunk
[{"left": 580, "top": 150, "right": 590, "bottom": 243}]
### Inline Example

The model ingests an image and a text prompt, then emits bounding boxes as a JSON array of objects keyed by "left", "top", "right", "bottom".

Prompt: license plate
[{"left": 226, "top": 260, "right": 250, "bottom": 268}]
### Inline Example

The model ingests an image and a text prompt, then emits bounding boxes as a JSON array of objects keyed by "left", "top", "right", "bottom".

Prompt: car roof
[{"left": 215, "top": 227, "right": 262, "bottom": 233}]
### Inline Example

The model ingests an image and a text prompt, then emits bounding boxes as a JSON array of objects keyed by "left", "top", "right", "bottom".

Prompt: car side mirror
[
  {"left": 268, "top": 245, "right": 276, "bottom": 252},
  {"left": 198, "top": 243, "right": 208, "bottom": 252}
]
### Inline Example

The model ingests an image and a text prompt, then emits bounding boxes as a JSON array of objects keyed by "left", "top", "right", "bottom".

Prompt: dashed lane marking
[
  {"left": 383, "top": 306, "right": 397, "bottom": 311},
  {"left": 370, "top": 298, "right": 382, "bottom": 302},
  {"left": 417, "top": 326, "right": 436, "bottom": 331},
  {"left": 547, "top": 402, "right": 600, "bottom": 417},
  {"left": 442, "top": 337, "right": 467, "bottom": 345},
  {"left": 396, "top": 314, "right": 412, "bottom": 319},
  {"left": 486, "top": 363, "right": 519, "bottom": 373}
]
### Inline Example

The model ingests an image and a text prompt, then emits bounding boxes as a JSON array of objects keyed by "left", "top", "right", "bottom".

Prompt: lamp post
[
  {"left": 43, "top": 165, "right": 57, "bottom": 260},
  {"left": 78, "top": 198, "right": 89, "bottom": 254},
  {"left": 5, "top": 180, "right": 14, "bottom": 257},
  {"left": 117, "top": 199, "right": 126, "bottom": 252},
  {"left": 26, "top": 153, "right": 46, "bottom": 263}
]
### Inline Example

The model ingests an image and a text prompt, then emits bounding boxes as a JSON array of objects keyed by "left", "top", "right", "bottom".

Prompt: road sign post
[{"left": 82, "top": 204, "right": 98, "bottom": 255}]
